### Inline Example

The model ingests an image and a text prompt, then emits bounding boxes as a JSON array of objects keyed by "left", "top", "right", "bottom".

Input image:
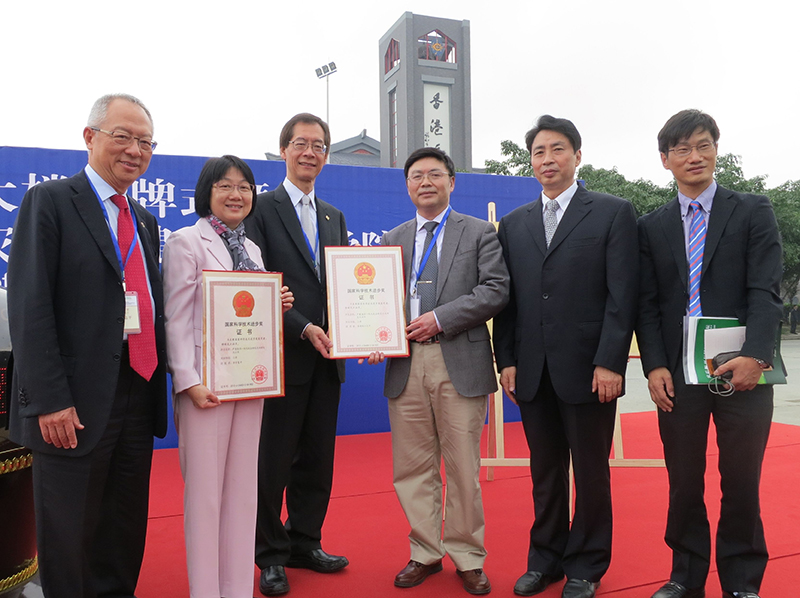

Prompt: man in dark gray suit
[
  {"left": 493, "top": 115, "right": 639, "bottom": 598},
  {"left": 367, "top": 147, "right": 509, "bottom": 595}
]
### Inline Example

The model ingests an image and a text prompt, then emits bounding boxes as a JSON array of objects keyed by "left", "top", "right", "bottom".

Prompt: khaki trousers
[{"left": 388, "top": 342, "right": 488, "bottom": 570}]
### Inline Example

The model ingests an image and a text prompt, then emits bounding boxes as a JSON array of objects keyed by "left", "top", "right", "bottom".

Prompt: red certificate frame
[
  {"left": 202, "top": 270, "right": 284, "bottom": 400},
  {"left": 325, "top": 246, "right": 409, "bottom": 359}
]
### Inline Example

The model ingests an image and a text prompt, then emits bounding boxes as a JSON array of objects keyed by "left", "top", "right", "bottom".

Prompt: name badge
[
  {"left": 410, "top": 297, "right": 420, "bottom": 320},
  {"left": 124, "top": 291, "right": 142, "bottom": 334}
]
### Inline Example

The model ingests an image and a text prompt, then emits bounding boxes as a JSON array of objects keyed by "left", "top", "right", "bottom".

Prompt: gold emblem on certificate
[
  {"left": 354, "top": 262, "right": 376, "bottom": 285},
  {"left": 325, "top": 246, "right": 409, "bottom": 359},
  {"left": 202, "top": 271, "right": 284, "bottom": 400}
]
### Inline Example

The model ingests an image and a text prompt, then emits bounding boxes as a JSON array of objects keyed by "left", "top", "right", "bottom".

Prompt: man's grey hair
[{"left": 87, "top": 93, "right": 153, "bottom": 129}]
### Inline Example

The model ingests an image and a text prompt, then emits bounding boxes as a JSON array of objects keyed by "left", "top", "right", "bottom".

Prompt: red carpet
[{"left": 138, "top": 412, "right": 800, "bottom": 597}]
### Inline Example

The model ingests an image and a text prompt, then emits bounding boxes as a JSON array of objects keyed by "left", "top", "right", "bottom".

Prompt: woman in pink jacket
[{"left": 163, "top": 155, "right": 292, "bottom": 598}]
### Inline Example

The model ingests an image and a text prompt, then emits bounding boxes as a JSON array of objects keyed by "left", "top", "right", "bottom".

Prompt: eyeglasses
[
  {"left": 407, "top": 170, "right": 449, "bottom": 184},
  {"left": 668, "top": 142, "right": 716, "bottom": 158},
  {"left": 90, "top": 127, "right": 157, "bottom": 152},
  {"left": 213, "top": 182, "right": 255, "bottom": 195},
  {"left": 288, "top": 138, "right": 327, "bottom": 154}
]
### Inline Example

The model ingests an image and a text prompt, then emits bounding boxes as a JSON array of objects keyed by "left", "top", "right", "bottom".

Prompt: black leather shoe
[
  {"left": 651, "top": 581, "right": 705, "bottom": 598},
  {"left": 394, "top": 560, "right": 443, "bottom": 587},
  {"left": 562, "top": 579, "right": 598, "bottom": 598},
  {"left": 514, "top": 571, "right": 565, "bottom": 596},
  {"left": 259, "top": 565, "right": 289, "bottom": 596},
  {"left": 286, "top": 548, "right": 349, "bottom": 573},
  {"left": 722, "top": 592, "right": 761, "bottom": 598}
]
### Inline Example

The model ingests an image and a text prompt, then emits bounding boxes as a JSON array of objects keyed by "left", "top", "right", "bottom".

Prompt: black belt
[{"left": 415, "top": 334, "right": 441, "bottom": 345}]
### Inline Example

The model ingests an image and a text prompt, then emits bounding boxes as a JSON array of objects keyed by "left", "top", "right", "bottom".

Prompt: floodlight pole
[{"left": 315, "top": 62, "right": 337, "bottom": 128}]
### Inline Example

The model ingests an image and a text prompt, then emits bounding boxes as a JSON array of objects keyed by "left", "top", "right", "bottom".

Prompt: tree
[
  {"left": 769, "top": 180, "right": 800, "bottom": 302},
  {"left": 484, "top": 140, "right": 532, "bottom": 177},
  {"left": 485, "top": 141, "right": 799, "bottom": 299},
  {"left": 576, "top": 164, "right": 673, "bottom": 217},
  {"left": 714, "top": 153, "right": 766, "bottom": 194}
]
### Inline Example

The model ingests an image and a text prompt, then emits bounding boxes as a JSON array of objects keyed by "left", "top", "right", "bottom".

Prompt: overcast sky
[{"left": 2, "top": 0, "right": 796, "bottom": 189}]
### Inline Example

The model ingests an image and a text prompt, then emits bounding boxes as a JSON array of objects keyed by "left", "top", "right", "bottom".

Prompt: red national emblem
[
  {"left": 354, "top": 262, "right": 376, "bottom": 285},
  {"left": 251, "top": 365, "right": 268, "bottom": 385},
  {"left": 376, "top": 326, "right": 392, "bottom": 344},
  {"left": 233, "top": 290, "right": 255, "bottom": 317}
]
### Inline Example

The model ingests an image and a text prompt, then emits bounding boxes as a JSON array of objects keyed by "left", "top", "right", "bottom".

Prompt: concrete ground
[{"left": 621, "top": 335, "right": 799, "bottom": 426}]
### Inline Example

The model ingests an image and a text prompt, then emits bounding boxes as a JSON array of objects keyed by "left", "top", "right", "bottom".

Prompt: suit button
[
  {"left": 113, "top": 353, "right": 121, "bottom": 362},
  {"left": 542, "top": 293, "right": 549, "bottom": 300},
  {"left": 117, "top": 317, "right": 124, "bottom": 324}
]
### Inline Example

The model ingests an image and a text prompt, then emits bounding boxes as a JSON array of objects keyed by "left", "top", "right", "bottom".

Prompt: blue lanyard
[
  {"left": 413, "top": 205, "right": 451, "bottom": 292},
  {"left": 88, "top": 178, "right": 139, "bottom": 280}
]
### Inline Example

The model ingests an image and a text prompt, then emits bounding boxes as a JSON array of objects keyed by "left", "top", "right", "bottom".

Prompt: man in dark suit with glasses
[{"left": 246, "top": 113, "right": 349, "bottom": 596}]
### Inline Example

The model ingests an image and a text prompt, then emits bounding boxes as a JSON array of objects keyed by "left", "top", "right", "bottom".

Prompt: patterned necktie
[
  {"left": 687, "top": 200, "right": 706, "bottom": 317},
  {"left": 418, "top": 221, "right": 439, "bottom": 315},
  {"left": 544, "top": 199, "right": 559, "bottom": 247},
  {"left": 300, "top": 195, "right": 319, "bottom": 278},
  {"left": 110, "top": 194, "right": 158, "bottom": 380}
]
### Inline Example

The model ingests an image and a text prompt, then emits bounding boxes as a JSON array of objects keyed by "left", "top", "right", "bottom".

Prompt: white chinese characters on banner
[{"left": 422, "top": 83, "right": 450, "bottom": 155}]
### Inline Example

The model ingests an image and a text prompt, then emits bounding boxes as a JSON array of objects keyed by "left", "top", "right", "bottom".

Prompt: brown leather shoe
[
  {"left": 394, "top": 560, "right": 443, "bottom": 587},
  {"left": 457, "top": 569, "right": 492, "bottom": 595}
]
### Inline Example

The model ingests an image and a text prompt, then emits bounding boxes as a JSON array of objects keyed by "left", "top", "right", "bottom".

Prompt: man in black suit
[
  {"left": 638, "top": 110, "right": 782, "bottom": 598},
  {"left": 493, "top": 115, "right": 638, "bottom": 598},
  {"left": 7, "top": 93, "right": 167, "bottom": 598},
  {"left": 246, "top": 113, "right": 348, "bottom": 596}
]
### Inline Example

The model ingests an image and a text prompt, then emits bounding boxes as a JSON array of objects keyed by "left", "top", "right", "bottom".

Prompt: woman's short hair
[{"left": 194, "top": 155, "right": 257, "bottom": 220}]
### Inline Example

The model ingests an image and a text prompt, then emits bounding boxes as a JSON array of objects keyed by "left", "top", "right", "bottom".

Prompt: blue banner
[{"left": 0, "top": 146, "right": 539, "bottom": 447}]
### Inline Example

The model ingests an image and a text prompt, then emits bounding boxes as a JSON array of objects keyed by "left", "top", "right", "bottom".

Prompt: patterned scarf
[{"left": 206, "top": 215, "right": 263, "bottom": 272}]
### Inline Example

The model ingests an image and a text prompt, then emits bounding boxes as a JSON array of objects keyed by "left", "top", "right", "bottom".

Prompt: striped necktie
[{"left": 687, "top": 200, "right": 706, "bottom": 317}]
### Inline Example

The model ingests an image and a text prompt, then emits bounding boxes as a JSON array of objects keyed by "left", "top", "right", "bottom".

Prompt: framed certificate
[
  {"left": 325, "top": 246, "right": 410, "bottom": 359},
  {"left": 202, "top": 271, "right": 284, "bottom": 400}
]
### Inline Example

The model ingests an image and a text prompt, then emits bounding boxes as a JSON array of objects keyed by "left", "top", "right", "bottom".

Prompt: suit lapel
[
  {"left": 274, "top": 186, "right": 317, "bottom": 275},
  {"left": 197, "top": 218, "right": 234, "bottom": 269},
  {"left": 437, "top": 209, "right": 464, "bottom": 301},
  {"left": 658, "top": 198, "right": 689, "bottom": 292},
  {"left": 546, "top": 186, "right": 591, "bottom": 254},
  {"left": 398, "top": 221, "right": 416, "bottom": 299},
  {"left": 71, "top": 172, "right": 122, "bottom": 280},
  {"left": 395, "top": 220, "right": 417, "bottom": 321},
  {"left": 703, "top": 186, "right": 735, "bottom": 275},
  {"left": 523, "top": 197, "right": 547, "bottom": 256}
]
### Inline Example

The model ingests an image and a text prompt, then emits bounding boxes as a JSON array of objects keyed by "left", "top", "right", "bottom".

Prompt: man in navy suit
[
  {"left": 246, "top": 113, "right": 349, "bottom": 596},
  {"left": 637, "top": 110, "right": 782, "bottom": 598},
  {"left": 8, "top": 93, "right": 167, "bottom": 598},
  {"left": 493, "top": 115, "right": 638, "bottom": 598}
]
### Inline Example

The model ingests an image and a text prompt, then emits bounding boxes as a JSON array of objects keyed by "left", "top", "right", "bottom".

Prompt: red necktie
[{"left": 111, "top": 194, "right": 158, "bottom": 380}]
